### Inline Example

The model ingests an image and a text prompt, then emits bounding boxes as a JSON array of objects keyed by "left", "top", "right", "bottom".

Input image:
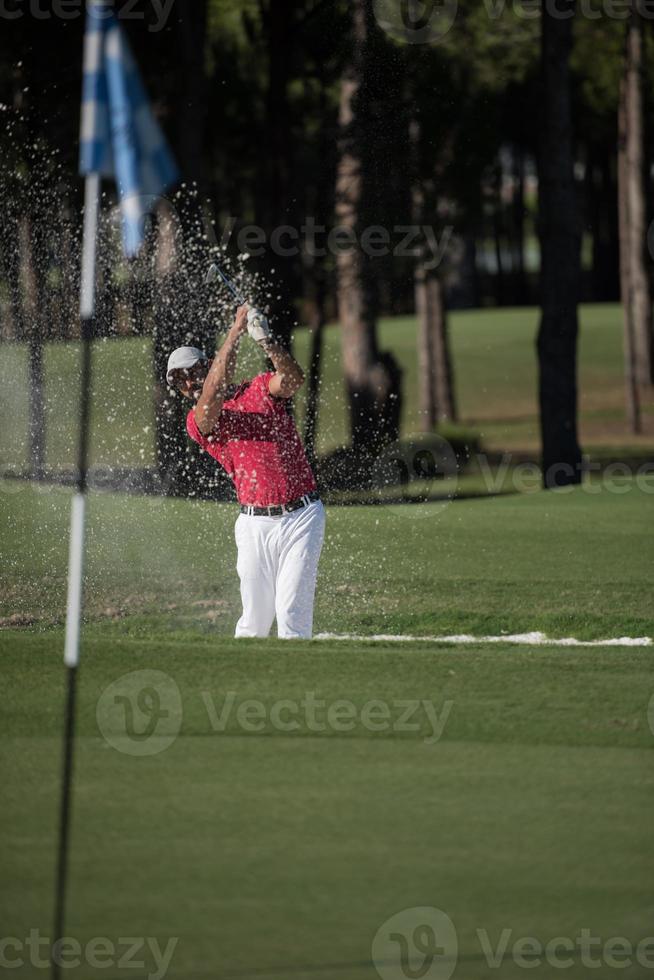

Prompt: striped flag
[{"left": 79, "top": 0, "right": 179, "bottom": 257}]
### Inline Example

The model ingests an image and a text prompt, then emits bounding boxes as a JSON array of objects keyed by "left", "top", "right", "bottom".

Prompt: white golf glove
[{"left": 247, "top": 308, "right": 272, "bottom": 344}]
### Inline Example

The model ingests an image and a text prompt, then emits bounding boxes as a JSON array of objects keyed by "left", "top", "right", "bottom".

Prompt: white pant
[{"left": 234, "top": 500, "right": 325, "bottom": 639}]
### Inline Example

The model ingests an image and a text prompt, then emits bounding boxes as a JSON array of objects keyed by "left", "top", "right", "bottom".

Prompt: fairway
[
  {"left": 1, "top": 639, "right": 653, "bottom": 980},
  {"left": 1, "top": 480, "right": 653, "bottom": 979}
]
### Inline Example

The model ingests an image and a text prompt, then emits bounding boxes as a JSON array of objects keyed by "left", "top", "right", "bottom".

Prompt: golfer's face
[{"left": 176, "top": 362, "right": 209, "bottom": 401}]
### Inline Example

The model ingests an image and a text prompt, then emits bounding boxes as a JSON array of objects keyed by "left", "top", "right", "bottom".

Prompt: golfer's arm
[
  {"left": 263, "top": 341, "right": 305, "bottom": 398},
  {"left": 194, "top": 326, "right": 241, "bottom": 434}
]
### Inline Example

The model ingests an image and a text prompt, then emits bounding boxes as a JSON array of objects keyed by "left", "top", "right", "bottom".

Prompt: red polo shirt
[{"left": 186, "top": 371, "right": 317, "bottom": 506}]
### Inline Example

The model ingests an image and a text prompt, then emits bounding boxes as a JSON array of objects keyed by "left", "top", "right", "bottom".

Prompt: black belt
[{"left": 240, "top": 490, "right": 320, "bottom": 517}]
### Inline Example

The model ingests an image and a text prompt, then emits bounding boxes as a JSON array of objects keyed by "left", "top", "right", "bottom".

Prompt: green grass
[
  {"left": 1, "top": 479, "right": 652, "bottom": 639},
  {"left": 296, "top": 303, "right": 653, "bottom": 454},
  {"left": 1, "top": 304, "right": 652, "bottom": 473},
  {"left": 1, "top": 482, "right": 653, "bottom": 978},
  {"left": 1, "top": 638, "right": 653, "bottom": 979}
]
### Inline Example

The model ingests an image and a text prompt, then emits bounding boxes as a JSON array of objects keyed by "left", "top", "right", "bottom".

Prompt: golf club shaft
[{"left": 208, "top": 262, "right": 247, "bottom": 306}]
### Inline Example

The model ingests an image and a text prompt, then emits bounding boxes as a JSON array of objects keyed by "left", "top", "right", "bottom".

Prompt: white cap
[{"left": 166, "top": 346, "right": 208, "bottom": 386}]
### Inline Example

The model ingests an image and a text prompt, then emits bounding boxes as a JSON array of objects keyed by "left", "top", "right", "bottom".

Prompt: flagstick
[{"left": 52, "top": 172, "right": 100, "bottom": 980}]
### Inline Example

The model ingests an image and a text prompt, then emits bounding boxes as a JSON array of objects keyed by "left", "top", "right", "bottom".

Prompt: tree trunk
[
  {"left": 411, "top": 115, "right": 436, "bottom": 433},
  {"left": 411, "top": 115, "right": 457, "bottom": 431},
  {"left": 261, "top": 0, "right": 293, "bottom": 234},
  {"left": 176, "top": 0, "right": 209, "bottom": 190},
  {"left": 415, "top": 264, "right": 437, "bottom": 431},
  {"left": 430, "top": 276, "right": 456, "bottom": 423},
  {"left": 335, "top": 0, "right": 402, "bottom": 453},
  {"left": 537, "top": 0, "right": 583, "bottom": 489},
  {"left": 301, "top": 78, "right": 332, "bottom": 467},
  {"left": 513, "top": 145, "right": 527, "bottom": 306},
  {"left": 492, "top": 163, "right": 505, "bottom": 307},
  {"left": 0, "top": 215, "right": 24, "bottom": 342},
  {"left": 251, "top": 0, "right": 296, "bottom": 350},
  {"left": 618, "top": 59, "right": 642, "bottom": 433},
  {"left": 415, "top": 268, "right": 456, "bottom": 428},
  {"left": 589, "top": 147, "right": 620, "bottom": 303},
  {"left": 618, "top": 8, "right": 653, "bottom": 392}
]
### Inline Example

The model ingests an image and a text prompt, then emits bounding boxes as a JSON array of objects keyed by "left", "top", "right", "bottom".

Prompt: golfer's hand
[
  {"left": 247, "top": 307, "right": 272, "bottom": 344},
  {"left": 232, "top": 304, "right": 249, "bottom": 337}
]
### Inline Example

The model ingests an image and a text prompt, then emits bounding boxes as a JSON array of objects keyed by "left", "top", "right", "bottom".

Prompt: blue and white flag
[{"left": 79, "top": 0, "right": 179, "bottom": 257}]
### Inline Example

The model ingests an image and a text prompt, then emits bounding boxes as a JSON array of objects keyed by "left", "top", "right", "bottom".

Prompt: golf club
[{"left": 205, "top": 261, "right": 247, "bottom": 306}]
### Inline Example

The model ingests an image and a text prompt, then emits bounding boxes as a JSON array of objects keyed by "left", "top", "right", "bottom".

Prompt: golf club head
[{"left": 205, "top": 261, "right": 246, "bottom": 305}]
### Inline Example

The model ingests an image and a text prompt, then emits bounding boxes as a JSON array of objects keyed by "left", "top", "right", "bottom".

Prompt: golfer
[{"left": 166, "top": 304, "right": 325, "bottom": 640}]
